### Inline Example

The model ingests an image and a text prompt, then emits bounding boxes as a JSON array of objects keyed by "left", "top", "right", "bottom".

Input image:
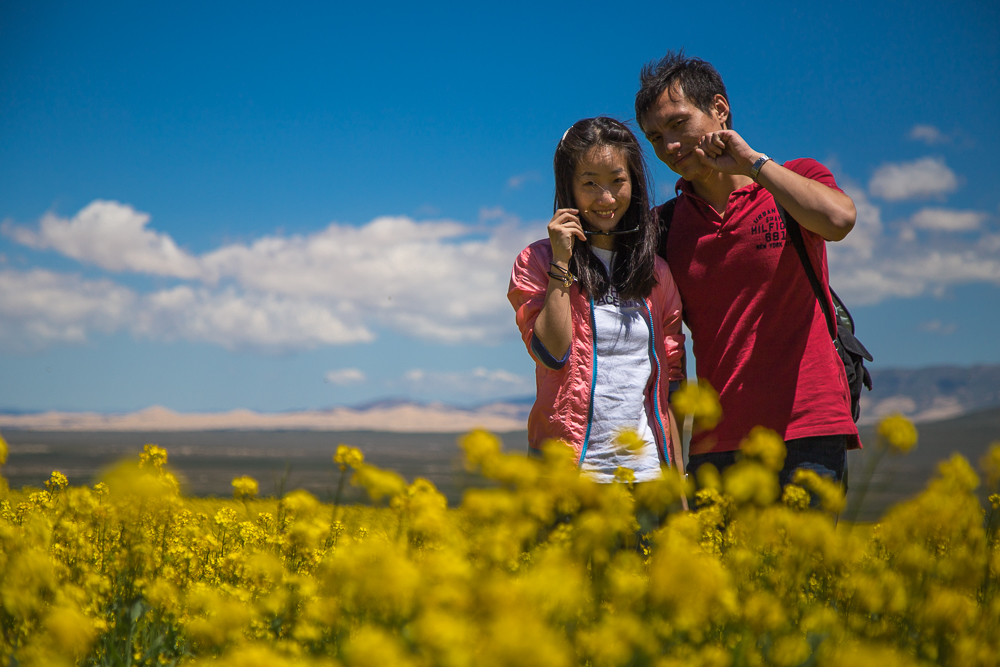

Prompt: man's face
[{"left": 640, "top": 83, "right": 728, "bottom": 182}]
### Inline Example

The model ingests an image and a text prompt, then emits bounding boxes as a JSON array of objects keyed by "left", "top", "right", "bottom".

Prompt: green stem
[
  {"left": 844, "top": 443, "right": 886, "bottom": 525},
  {"left": 333, "top": 469, "right": 346, "bottom": 507}
]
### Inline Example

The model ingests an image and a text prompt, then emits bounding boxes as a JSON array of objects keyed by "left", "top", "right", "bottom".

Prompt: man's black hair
[
  {"left": 553, "top": 116, "right": 658, "bottom": 302},
  {"left": 635, "top": 50, "right": 732, "bottom": 130}
]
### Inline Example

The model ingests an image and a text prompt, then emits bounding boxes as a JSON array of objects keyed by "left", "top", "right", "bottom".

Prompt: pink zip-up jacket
[{"left": 508, "top": 239, "right": 685, "bottom": 467}]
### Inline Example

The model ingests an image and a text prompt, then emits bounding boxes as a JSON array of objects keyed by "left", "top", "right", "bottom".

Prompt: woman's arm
[
  {"left": 533, "top": 209, "right": 586, "bottom": 359},
  {"left": 656, "top": 262, "right": 685, "bottom": 382}
]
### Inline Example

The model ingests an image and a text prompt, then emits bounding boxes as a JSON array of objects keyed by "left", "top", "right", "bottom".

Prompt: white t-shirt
[{"left": 579, "top": 246, "right": 662, "bottom": 483}]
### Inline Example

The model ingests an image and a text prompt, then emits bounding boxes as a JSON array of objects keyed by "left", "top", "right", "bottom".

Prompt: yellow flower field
[{"left": 1, "top": 418, "right": 998, "bottom": 667}]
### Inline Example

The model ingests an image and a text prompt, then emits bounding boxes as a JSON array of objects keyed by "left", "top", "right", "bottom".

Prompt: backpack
[{"left": 656, "top": 198, "right": 874, "bottom": 422}]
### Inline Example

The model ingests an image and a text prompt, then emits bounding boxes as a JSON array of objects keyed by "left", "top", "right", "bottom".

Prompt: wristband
[
  {"left": 750, "top": 154, "right": 772, "bottom": 182},
  {"left": 546, "top": 263, "right": 576, "bottom": 288}
]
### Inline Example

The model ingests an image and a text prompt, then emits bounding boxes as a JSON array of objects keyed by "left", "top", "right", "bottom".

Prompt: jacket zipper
[{"left": 578, "top": 295, "right": 598, "bottom": 467}]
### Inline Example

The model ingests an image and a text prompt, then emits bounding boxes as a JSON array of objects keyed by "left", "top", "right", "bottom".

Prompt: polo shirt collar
[{"left": 674, "top": 176, "right": 760, "bottom": 198}]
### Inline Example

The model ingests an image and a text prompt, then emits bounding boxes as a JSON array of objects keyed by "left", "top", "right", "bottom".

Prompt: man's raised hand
[{"left": 694, "top": 130, "right": 760, "bottom": 178}]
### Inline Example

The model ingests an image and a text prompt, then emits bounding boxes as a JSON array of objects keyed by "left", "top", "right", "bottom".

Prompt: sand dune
[{"left": 0, "top": 403, "right": 528, "bottom": 433}]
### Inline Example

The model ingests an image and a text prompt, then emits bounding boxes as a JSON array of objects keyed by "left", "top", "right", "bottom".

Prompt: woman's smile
[{"left": 573, "top": 145, "right": 632, "bottom": 239}]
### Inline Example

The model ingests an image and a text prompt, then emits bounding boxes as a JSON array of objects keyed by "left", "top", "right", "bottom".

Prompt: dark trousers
[{"left": 686, "top": 434, "right": 848, "bottom": 490}]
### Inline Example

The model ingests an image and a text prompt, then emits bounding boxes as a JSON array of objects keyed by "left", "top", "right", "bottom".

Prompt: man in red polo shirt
[{"left": 635, "top": 51, "right": 859, "bottom": 487}]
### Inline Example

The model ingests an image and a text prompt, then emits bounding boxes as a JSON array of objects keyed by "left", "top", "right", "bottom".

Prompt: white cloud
[
  {"left": 325, "top": 368, "right": 366, "bottom": 384},
  {"left": 133, "top": 286, "right": 375, "bottom": 350},
  {"left": 827, "top": 193, "right": 1000, "bottom": 306},
  {"left": 908, "top": 124, "right": 949, "bottom": 145},
  {"left": 199, "top": 214, "right": 537, "bottom": 344},
  {"left": 506, "top": 171, "right": 540, "bottom": 189},
  {"left": 918, "top": 320, "right": 957, "bottom": 335},
  {"left": 868, "top": 157, "right": 958, "bottom": 201},
  {"left": 2, "top": 200, "right": 200, "bottom": 278},
  {"left": 15, "top": 188, "right": 993, "bottom": 357},
  {"left": 909, "top": 207, "right": 985, "bottom": 231},
  {"left": 0, "top": 269, "right": 135, "bottom": 350},
  {"left": 830, "top": 186, "right": 882, "bottom": 260},
  {"left": 1, "top": 202, "right": 542, "bottom": 351}
]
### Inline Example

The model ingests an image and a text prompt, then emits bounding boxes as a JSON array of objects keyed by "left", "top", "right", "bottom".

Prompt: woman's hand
[
  {"left": 547, "top": 208, "right": 586, "bottom": 265},
  {"left": 534, "top": 208, "right": 584, "bottom": 361}
]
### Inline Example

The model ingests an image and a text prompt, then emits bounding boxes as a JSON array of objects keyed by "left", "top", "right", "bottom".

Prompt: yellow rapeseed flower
[
  {"left": 781, "top": 484, "right": 810, "bottom": 510},
  {"left": 186, "top": 645, "right": 304, "bottom": 667},
  {"left": 459, "top": 428, "right": 502, "bottom": 472},
  {"left": 613, "top": 467, "right": 637, "bottom": 487},
  {"left": 43, "top": 605, "right": 97, "bottom": 658},
  {"left": 184, "top": 587, "right": 252, "bottom": 648},
  {"left": 481, "top": 606, "right": 573, "bottom": 667},
  {"left": 614, "top": 427, "right": 646, "bottom": 453},
  {"left": 649, "top": 515, "right": 738, "bottom": 633},
  {"left": 634, "top": 467, "right": 690, "bottom": 515},
  {"left": 5, "top": 424, "right": 1000, "bottom": 667},
  {"left": 739, "top": 427, "right": 786, "bottom": 472},
  {"left": 0, "top": 430, "right": 7, "bottom": 465},
  {"left": 334, "top": 443, "right": 364, "bottom": 472},
  {"left": 281, "top": 488, "right": 320, "bottom": 516},
  {"left": 139, "top": 443, "right": 169, "bottom": 470},
  {"left": 791, "top": 468, "right": 846, "bottom": 514},
  {"left": 45, "top": 470, "right": 69, "bottom": 492},
  {"left": 723, "top": 460, "right": 780, "bottom": 507},
  {"left": 351, "top": 464, "right": 407, "bottom": 502},
  {"left": 769, "top": 634, "right": 811, "bottom": 667},
  {"left": 344, "top": 625, "right": 417, "bottom": 667},
  {"left": 877, "top": 413, "right": 918, "bottom": 453},
  {"left": 979, "top": 442, "right": 1000, "bottom": 489},
  {"left": 670, "top": 378, "right": 722, "bottom": 431},
  {"left": 412, "top": 608, "right": 476, "bottom": 667},
  {"left": 936, "top": 453, "right": 980, "bottom": 493},
  {"left": 742, "top": 590, "right": 786, "bottom": 634},
  {"left": 694, "top": 462, "right": 722, "bottom": 493},
  {"left": 100, "top": 458, "right": 177, "bottom": 499},
  {"left": 231, "top": 475, "right": 259, "bottom": 501}
]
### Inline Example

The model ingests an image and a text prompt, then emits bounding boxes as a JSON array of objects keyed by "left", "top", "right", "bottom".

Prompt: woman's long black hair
[{"left": 554, "top": 117, "right": 658, "bottom": 302}]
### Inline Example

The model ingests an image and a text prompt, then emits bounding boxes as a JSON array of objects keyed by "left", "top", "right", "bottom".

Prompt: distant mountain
[
  {"left": 2, "top": 364, "right": 999, "bottom": 433},
  {"left": 479, "top": 364, "right": 1000, "bottom": 426},
  {"left": 860, "top": 364, "right": 1000, "bottom": 424},
  {"left": 850, "top": 403, "right": 1000, "bottom": 521},
  {"left": 0, "top": 403, "right": 528, "bottom": 433}
]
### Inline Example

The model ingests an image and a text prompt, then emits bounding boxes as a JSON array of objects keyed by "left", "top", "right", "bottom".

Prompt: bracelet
[
  {"left": 750, "top": 154, "right": 772, "bottom": 182},
  {"left": 546, "top": 268, "right": 576, "bottom": 288}
]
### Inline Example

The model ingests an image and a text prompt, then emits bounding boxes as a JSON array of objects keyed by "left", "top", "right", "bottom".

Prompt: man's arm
[
  {"left": 696, "top": 130, "right": 857, "bottom": 241},
  {"left": 754, "top": 159, "right": 856, "bottom": 241}
]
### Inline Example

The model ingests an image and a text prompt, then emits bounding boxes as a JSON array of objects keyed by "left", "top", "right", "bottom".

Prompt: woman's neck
[{"left": 589, "top": 235, "right": 615, "bottom": 251}]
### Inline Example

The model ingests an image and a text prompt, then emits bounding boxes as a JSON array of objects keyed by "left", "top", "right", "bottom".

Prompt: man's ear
[{"left": 712, "top": 94, "right": 730, "bottom": 128}]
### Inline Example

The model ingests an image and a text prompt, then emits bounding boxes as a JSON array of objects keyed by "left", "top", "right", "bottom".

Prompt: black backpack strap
[
  {"left": 655, "top": 198, "right": 677, "bottom": 259},
  {"left": 779, "top": 205, "right": 837, "bottom": 341}
]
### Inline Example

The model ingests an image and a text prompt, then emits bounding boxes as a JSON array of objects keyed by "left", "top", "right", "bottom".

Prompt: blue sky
[{"left": 1, "top": 0, "right": 998, "bottom": 412}]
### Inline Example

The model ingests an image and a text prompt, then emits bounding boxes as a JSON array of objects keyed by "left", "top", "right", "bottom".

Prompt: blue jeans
[{"left": 687, "top": 434, "right": 848, "bottom": 490}]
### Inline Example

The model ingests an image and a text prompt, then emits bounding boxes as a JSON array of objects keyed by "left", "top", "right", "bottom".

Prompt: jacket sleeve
[
  {"left": 507, "top": 241, "right": 568, "bottom": 371},
  {"left": 654, "top": 259, "right": 685, "bottom": 382}
]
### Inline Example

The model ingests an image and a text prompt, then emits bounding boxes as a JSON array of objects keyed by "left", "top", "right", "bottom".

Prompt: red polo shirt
[{"left": 661, "top": 158, "right": 859, "bottom": 453}]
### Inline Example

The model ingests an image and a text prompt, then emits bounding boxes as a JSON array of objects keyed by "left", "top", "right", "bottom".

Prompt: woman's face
[{"left": 572, "top": 144, "right": 632, "bottom": 236}]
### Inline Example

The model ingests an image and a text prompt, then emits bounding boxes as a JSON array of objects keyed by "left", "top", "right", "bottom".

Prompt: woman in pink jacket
[{"left": 508, "top": 117, "right": 685, "bottom": 482}]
